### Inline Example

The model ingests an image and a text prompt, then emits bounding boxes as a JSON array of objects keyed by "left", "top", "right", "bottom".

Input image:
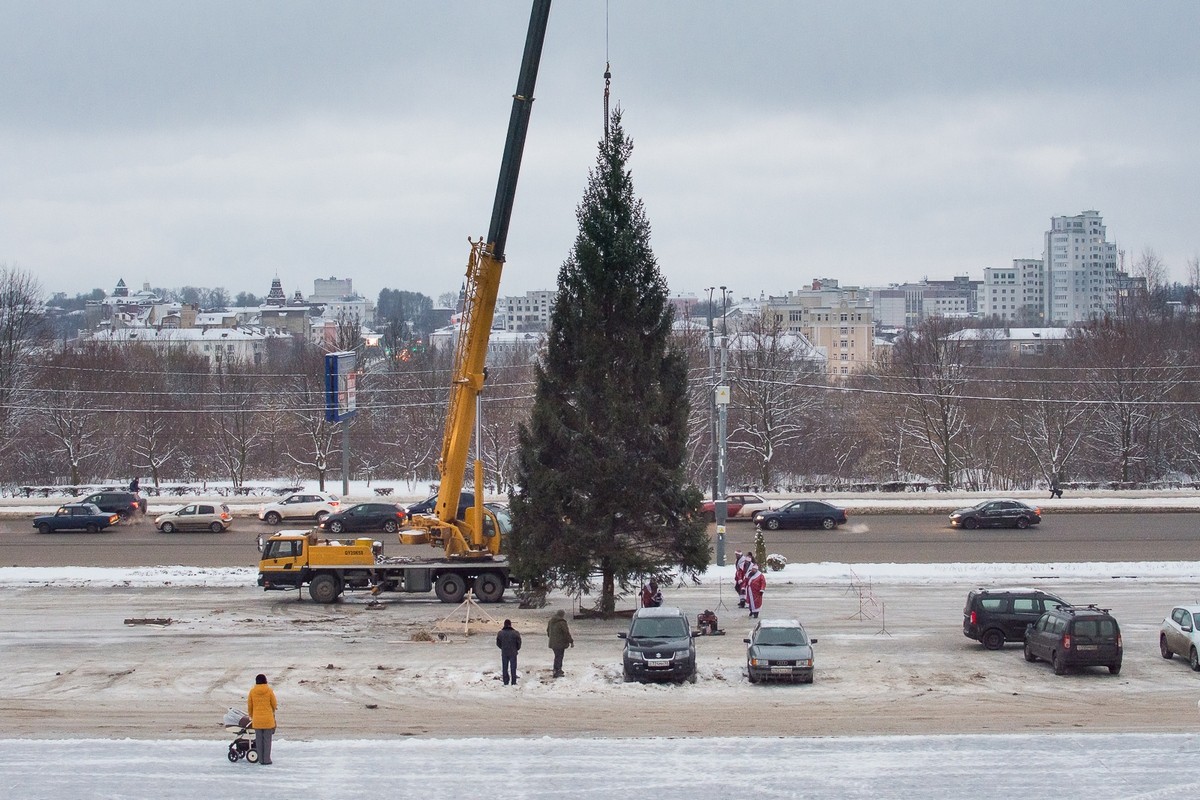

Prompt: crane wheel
[
  {"left": 474, "top": 572, "right": 506, "bottom": 603},
  {"left": 435, "top": 573, "right": 467, "bottom": 603}
]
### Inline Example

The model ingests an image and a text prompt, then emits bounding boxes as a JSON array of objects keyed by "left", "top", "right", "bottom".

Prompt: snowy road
[{"left": 4, "top": 734, "right": 1199, "bottom": 799}]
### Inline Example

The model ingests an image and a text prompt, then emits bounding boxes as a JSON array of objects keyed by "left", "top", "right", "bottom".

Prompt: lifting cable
[{"left": 603, "top": 0, "right": 611, "bottom": 139}]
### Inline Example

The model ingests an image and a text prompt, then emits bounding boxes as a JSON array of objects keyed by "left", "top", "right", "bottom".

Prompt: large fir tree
[{"left": 509, "top": 111, "right": 709, "bottom": 613}]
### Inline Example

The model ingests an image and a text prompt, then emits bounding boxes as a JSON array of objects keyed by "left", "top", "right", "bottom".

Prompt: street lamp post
[
  {"left": 705, "top": 288, "right": 718, "bottom": 505},
  {"left": 714, "top": 286, "right": 731, "bottom": 566}
]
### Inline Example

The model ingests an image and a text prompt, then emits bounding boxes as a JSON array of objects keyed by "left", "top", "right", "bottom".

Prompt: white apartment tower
[
  {"left": 980, "top": 258, "right": 1044, "bottom": 322},
  {"left": 1043, "top": 210, "right": 1117, "bottom": 324}
]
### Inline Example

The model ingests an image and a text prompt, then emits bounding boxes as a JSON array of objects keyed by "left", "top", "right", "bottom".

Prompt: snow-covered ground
[
  {"left": 3, "top": 733, "right": 1199, "bottom": 799},
  {"left": 7, "top": 488, "right": 1200, "bottom": 798}
]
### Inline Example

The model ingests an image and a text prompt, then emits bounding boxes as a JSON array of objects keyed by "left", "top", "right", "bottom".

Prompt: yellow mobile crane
[{"left": 257, "top": 0, "right": 551, "bottom": 605}]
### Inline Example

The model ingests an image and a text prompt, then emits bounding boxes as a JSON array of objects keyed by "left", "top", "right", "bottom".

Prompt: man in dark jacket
[
  {"left": 496, "top": 619, "right": 522, "bottom": 686},
  {"left": 546, "top": 609, "right": 574, "bottom": 678}
]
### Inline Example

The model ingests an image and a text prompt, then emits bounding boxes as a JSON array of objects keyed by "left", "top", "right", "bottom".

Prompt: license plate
[
  {"left": 770, "top": 666, "right": 794, "bottom": 674},
  {"left": 1076, "top": 645, "right": 1098, "bottom": 651},
  {"left": 646, "top": 659, "right": 671, "bottom": 668}
]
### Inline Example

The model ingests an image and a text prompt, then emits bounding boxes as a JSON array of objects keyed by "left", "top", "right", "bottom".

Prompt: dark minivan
[
  {"left": 1024, "top": 604, "right": 1123, "bottom": 675},
  {"left": 963, "top": 587, "right": 1069, "bottom": 650}
]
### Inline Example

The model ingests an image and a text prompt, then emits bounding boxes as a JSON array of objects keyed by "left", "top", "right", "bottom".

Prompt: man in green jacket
[{"left": 546, "top": 609, "right": 574, "bottom": 678}]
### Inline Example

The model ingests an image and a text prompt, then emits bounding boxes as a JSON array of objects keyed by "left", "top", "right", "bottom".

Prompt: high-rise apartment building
[
  {"left": 980, "top": 258, "right": 1044, "bottom": 323},
  {"left": 1043, "top": 210, "right": 1117, "bottom": 324}
]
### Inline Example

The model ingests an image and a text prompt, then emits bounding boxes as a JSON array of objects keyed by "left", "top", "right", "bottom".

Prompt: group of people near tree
[{"left": 734, "top": 550, "right": 766, "bottom": 618}]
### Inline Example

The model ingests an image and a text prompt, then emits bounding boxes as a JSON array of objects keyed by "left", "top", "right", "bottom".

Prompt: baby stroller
[{"left": 223, "top": 708, "right": 258, "bottom": 763}]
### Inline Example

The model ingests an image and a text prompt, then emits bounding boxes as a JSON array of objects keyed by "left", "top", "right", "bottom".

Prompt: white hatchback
[{"left": 258, "top": 492, "right": 340, "bottom": 525}]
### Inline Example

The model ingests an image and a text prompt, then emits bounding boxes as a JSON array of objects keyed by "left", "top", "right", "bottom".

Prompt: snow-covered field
[{"left": 3, "top": 733, "right": 1200, "bottom": 799}]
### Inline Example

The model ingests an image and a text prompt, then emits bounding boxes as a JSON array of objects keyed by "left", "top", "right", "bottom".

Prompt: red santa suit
[
  {"left": 745, "top": 566, "right": 766, "bottom": 617},
  {"left": 735, "top": 552, "right": 752, "bottom": 607}
]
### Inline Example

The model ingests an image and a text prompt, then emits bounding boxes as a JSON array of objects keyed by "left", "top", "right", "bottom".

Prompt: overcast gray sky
[{"left": 2, "top": 1, "right": 1197, "bottom": 305}]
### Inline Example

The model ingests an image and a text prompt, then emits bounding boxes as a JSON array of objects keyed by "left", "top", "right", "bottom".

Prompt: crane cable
[{"left": 603, "top": 0, "right": 611, "bottom": 139}]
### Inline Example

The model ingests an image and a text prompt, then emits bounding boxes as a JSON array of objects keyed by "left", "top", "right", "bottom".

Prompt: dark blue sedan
[
  {"left": 753, "top": 500, "right": 847, "bottom": 531},
  {"left": 33, "top": 503, "right": 121, "bottom": 534}
]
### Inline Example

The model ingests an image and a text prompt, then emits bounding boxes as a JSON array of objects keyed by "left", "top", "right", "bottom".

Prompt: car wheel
[
  {"left": 161, "top": 522, "right": 176, "bottom": 533},
  {"left": 821, "top": 517, "right": 837, "bottom": 530},
  {"left": 1052, "top": 651, "right": 1067, "bottom": 675},
  {"left": 85, "top": 523, "right": 99, "bottom": 533},
  {"left": 766, "top": 518, "right": 781, "bottom": 531},
  {"left": 308, "top": 573, "right": 342, "bottom": 604},
  {"left": 1160, "top": 635, "right": 1173, "bottom": 660},
  {"left": 981, "top": 629, "right": 1005, "bottom": 650},
  {"left": 1109, "top": 661, "right": 1122, "bottom": 675},
  {"left": 328, "top": 520, "right": 344, "bottom": 534},
  {"left": 37, "top": 522, "right": 51, "bottom": 534},
  {"left": 804, "top": 674, "right": 815, "bottom": 684},
  {"left": 209, "top": 521, "right": 225, "bottom": 533},
  {"left": 687, "top": 671, "right": 697, "bottom": 684},
  {"left": 383, "top": 520, "right": 399, "bottom": 534},
  {"left": 315, "top": 511, "right": 330, "bottom": 523},
  {"left": 264, "top": 511, "right": 281, "bottom": 525},
  {"left": 118, "top": 510, "right": 131, "bottom": 523},
  {"left": 1024, "top": 641, "right": 1037, "bottom": 662},
  {"left": 747, "top": 668, "right": 759, "bottom": 684},
  {"left": 622, "top": 670, "right": 634, "bottom": 683},
  {"left": 1190, "top": 648, "right": 1200, "bottom": 672},
  {"left": 1015, "top": 516, "right": 1030, "bottom": 530},
  {"left": 962, "top": 517, "right": 979, "bottom": 530}
]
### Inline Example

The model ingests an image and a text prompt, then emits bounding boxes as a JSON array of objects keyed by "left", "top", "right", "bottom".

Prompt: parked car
[
  {"left": 257, "top": 492, "right": 340, "bottom": 525},
  {"left": 155, "top": 503, "right": 233, "bottom": 533},
  {"left": 963, "top": 586, "right": 1069, "bottom": 650},
  {"left": 33, "top": 503, "right": 120, "bottom": 534},
  {"left": 700, "top": 493, "right": 781, "bottom": 521},
  {"left": 753, "top": 500, "right": 847, "bottom": 531},
  {"left": 80, "top": 491, "right": 144, "bottom": 522},
  {"left": 1159, "top": 605, "right": 1200, "bottom": 670},
  {"left": 619, "top": 606, "right": 697, "bottom": 684},
  {"left": 318, "top": 502, "right": 407, "bottom": 535},
  {"left": 949, "top": 499, "right": 1041, "bottom": 530},
  {"left": 744, "top": 618, "right": 817, "bottom": 684},
  {"left": 1024, "top": 604, "right": 1123, "bottom": 675},
  {"left": 407, "top": 491, "right": 475, "bottom": 518}
]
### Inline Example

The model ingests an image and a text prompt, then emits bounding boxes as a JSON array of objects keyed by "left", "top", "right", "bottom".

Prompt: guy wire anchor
[{"left": 433, "top": 590, "right": 501, "bottom": 636}]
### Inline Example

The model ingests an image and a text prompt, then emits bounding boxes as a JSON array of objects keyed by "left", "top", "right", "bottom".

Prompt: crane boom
[{"left": 411, "top": 0, "right": 551, "bottom": 559}]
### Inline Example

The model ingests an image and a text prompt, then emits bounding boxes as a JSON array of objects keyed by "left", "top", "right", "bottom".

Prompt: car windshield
[
  {"left": 630, "top": 618, "right": 689, "bottom": 639},
  {"left": 756, "top": 628, "right": 808, "bottom": 646}
]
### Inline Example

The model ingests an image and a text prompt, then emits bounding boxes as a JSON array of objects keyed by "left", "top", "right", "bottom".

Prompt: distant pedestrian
[
  {"left": 640, "top": 579, "right": 663, "bottom": 608},
  {"left": 546, "top": 609, "right": 574, "bottom": 678},
  {"left": 1049, "top": 480, "right": 1063, "bottom": 499},
  {"left": 734, "top": 550, "right": 751, "bottom": 608},
  {"left": 128, "top": 477, "right": 140, "bottom": 493},
  {"left": 496, "top": 619, "right": 522, "bottom": 686},
  {"left": 247, "top": 673, "right": 277, "bottom": 765},
  {"left": 745, "top": 563, "right": 766, "bottom": 618}
]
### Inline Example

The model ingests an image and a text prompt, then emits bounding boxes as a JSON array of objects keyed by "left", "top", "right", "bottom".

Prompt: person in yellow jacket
[{"left": 247, "top": 673, "right": 277, "bottom": 765}]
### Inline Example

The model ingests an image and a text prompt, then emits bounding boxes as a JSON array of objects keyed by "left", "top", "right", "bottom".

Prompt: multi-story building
[
  {"left": 765, "top": 282, "right": 874, "bottom": 377},
  {"left": 308, "top": 276, "right": 374, "bottom": 327},
  {"left": 869, "top": 277, "right": 979, "bottom": 329},
  {"left": 1043, "top": 210, "right": 1118, "bottom": 324},
  {"left": 979, "top": 259, "right": 1044, "bottom": 323},
  {"left": 496, "top": 290, "right": 555, "bottom": 332}
]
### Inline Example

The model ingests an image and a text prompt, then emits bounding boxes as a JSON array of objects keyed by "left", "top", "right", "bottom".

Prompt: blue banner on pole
[{"left": 325, "top": 351, "right": 358, "bottom": 422}]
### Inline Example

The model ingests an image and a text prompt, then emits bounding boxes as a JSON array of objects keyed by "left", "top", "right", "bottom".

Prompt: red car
[{"left": 700, "top": 493, "right": 781, "bottom": 522}]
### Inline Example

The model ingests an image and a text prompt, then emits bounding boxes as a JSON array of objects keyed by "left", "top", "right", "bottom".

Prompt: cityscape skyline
[{"left": 5, "top": 2, "right": 1197, "bottom": 302}]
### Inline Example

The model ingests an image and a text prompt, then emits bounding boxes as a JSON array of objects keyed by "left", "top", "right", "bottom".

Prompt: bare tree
[
  {"left": 884, "top": 318, "right": 979, "bottom": 487},
  {"left": 726, "top": 309, "right": 824, "bottom": 490},
  {"left": 0, "top": 266, "right": 47, "bottom": 461}
]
